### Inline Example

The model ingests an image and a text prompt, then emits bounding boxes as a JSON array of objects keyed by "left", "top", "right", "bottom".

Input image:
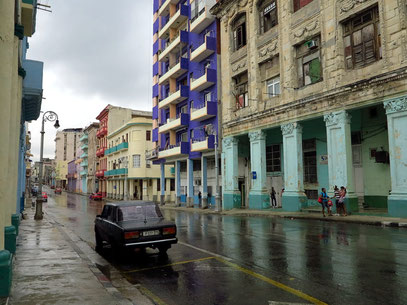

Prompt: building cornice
[
  {"left": 107, "top": 122, "right": 152, "bottom": 139},
  {"left": 224, "top": 67, "right": 407, "bottom": 131}
]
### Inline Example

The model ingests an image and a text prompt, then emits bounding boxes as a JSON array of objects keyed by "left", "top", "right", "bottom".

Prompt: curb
[{"left": 159, "top": 205, "right": 407, "bottom": 228}]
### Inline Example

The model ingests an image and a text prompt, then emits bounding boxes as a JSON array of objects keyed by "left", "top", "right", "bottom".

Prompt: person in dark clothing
[{"left": 270, "top": 187, "right": 277, "bottom": 208}]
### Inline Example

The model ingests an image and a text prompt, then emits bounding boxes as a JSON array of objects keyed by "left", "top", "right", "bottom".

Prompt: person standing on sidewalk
[
  {"left": 334, "top": 186, "right": 340, "bottom": 215},
  {"left": 339, "top": 186, "right": 348, "bottom": 216},
  {"left": 270, "top": 187, "right": 277, "bottom": 208},
  {"left": 319, "top": 188, "right": 332, "bottom": 217}
]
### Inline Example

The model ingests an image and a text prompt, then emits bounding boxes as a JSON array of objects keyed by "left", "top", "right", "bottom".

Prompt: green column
[{"left": 222, "top": 137, "right": 241, "bottom": 210}]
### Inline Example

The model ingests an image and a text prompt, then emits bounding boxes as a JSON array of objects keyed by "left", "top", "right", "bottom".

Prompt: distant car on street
[
  {"left": 90, "top": 192, "right": 103, "bottom": 201},
  {"left": 54, "top": 187, "right": 62, "bottom": 194},
  {"left": 94, "top": 202, "right": 177, "bottom": 255},
  {"left": 42, "top": 192, "right": 48, "bottom": 202}
]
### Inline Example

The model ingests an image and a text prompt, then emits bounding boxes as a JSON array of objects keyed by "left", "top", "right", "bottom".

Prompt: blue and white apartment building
[{"left": 150, "top": 0, "right": 220, "bottom": 207}]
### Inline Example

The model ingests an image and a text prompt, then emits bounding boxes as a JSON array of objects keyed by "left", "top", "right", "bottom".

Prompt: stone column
[
  {"left": 201, "top": 156, "right": 208, "bottom": 209},
  {"left": 384, "top": 97, "right": 407, "bottom": 217},
  {"left": 222, "top": 137, "right": 241, "bottom": 210},
  {"left": 175, "top": 160, "right": 181, "bottom": 206},
  {"left": 281, "top": 123, "right": 307, "bottom": 211},
  {"left": 324, "top": 111, "right": 357, "bottom": 212},
  {"left": 248, "top": 130, "right": 269, "bottom": 209},
  {"left": 187, "top": 159, "right": 194, "bottom": 207},
  {"left": 160, "top": 163, "right": 165, "bottom": 205}
]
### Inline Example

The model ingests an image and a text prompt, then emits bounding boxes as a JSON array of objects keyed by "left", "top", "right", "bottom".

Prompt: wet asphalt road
[{"left": 43, "top": 188, "right": 407, "bottom": 305}]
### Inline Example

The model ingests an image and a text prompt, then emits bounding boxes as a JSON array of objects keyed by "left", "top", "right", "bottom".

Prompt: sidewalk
[
  {"left": 160, "top": 204, "right": 407, "bottom": 228},
  {"left": 8, "top": 208, "right": 154, "bottom": 305}
]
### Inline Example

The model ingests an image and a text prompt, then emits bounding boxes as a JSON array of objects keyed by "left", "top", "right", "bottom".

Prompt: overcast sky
[{"left": 28, "top": 0, "right": 153, "bottom": 161}]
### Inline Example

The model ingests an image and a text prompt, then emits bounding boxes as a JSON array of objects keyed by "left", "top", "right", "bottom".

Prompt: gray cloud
[{"left": 28, "top": 0, "right": 153, "bottom": 161}]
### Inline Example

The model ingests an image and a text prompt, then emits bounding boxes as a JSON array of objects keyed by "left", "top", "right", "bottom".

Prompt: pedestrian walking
[
  {"left": 338, "top": 186, "right": 348, "bottom": 216},
  {"left": 318, "top": 188, "right": 332, "bottom": 217},
  {"left": 270, "top": 187, "right": 277, "bottom": 208}
]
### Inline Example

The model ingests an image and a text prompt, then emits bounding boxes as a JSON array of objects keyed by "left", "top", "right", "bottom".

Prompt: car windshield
[{"left": 118, "top": 205, "right": 162, "bottom": 221}]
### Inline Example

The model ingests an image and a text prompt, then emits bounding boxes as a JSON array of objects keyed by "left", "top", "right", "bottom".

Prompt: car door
[{"left": 97, "top": 205, "right": 111, "bottom": 241}]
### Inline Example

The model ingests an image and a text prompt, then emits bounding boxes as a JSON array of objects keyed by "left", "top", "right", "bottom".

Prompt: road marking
[
  {"left": 123, "top": 256, "right": 215, "bottom": 273},
  {"left": 178, "top": 241, "right": 232, "bottom": 261},
  {"left": 139, "top": 285, "right": 168, "bottom": 305},
  {"left": 214, "top": 257, "right": 328, "bottom": 305}
]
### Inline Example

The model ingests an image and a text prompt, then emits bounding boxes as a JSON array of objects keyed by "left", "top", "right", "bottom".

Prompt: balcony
[
  {"left": 80, "top": 153, "right": 88, "bottom": 159},
  {"left": 159, "top": 30, "right": 188, "bottom": 62},
  {"left": 191, "top": 36, "right": 216, "bottom": 62},
  {"left": 22, "top": 60, "right": 43, "bottom": 121},
  {"left": 159, "top": 5, "right": 188, "bottom": 40},
  {"left": 190, "top": 101, "right": 217, "bottom": 122},
  {"left": 159, "top": 85, "right": 189, "bottom": 109},
  {"left": 159, "top": 113, "right": 189, "bottom": 134},
  {"left": 96, "top": 148, "right": 105, "bottom": 157},
  {"left": 190, "top": 68, "right": 216, "bottom": 92},
  {"left": 80, "top": 170, "right": 87, "bottom": 177},
  {"left": 105, "top": 168, "right": 128, "bottom": 176},
  {"left": 146, "top": 147, "right": 159, "bottom": 160},
  {"left": 79, "top": 134, "right": 88, "bottom": 142},
  {"left": 80, "top": 161, "right": 88, "bottom": 167},
  {"left": 81, "top": 144, "right": 88, "bottom": 151},
  {"left": 191, "top": 135, "right": 215, "bottom": 152},
  {"left": 21, "top": 0, "right": 37, "bottom": 37},
  {"left": 190, "top": 3, "right": 215, "bottom": 34},
  {"left": 116, "top": 142, "right": 128, "bottom": 152},
  {"left": 158, "top": 0, "right": 180, "bottom": 17},
  {"left": 97, "top": 127, "right": 107, "bottom": 138},
  {"left": 158, "top": 142, "right": 189, "bottom": 159},
  {"left": 96, "top": 170, "right": 104, "bottom": 178},
  {"left": 159, "top": 57, "right": 189, "bottom": 86}
]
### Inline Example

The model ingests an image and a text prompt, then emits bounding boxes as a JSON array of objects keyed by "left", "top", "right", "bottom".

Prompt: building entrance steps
[{"left": 8, "top": 208, "right": 154, "bottom": 305}]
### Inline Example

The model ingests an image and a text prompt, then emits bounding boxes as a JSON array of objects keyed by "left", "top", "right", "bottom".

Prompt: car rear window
[{"left": 118, "top": 205, "right": 163, "bottom": 221}]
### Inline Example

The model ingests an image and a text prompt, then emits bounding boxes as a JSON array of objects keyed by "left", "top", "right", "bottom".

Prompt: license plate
[{"left": 143, "top": 230, "right": 159, "bottom": 237}]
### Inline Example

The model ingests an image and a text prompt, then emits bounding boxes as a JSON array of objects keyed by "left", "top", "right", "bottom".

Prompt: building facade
[
  {"left": 96, "top": 105, "right": 137, "bottom": 197},
  {"left": 79, "top": 131, "right": 89, "bottom": 193},
  {"left": 105, "top": 111, "right": 174, "bottom": 201},
  {"left": 151, "top": 0, "right": 222, "bottom": 207},
  {"left": 54, "top": 128, "right": 82, "bottom": 188},
  {"left": 0, "top": 0, "right": 44, "bottom": 295},
  {"left": 211, "top": 0, "right": 407, "bottom": 216},
  {"left": 86, "top": 123, "right": 100, "bottom": 194}
]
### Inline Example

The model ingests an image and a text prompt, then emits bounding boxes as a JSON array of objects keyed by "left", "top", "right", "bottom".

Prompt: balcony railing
[
  {"left": 146, "top": 147, "right": 159, "bottom": 160},
  {"left": 80, "top": 170, "right": 87, "bottom": 177},
  {"left": 190, "top": 36, "right": 216, "bottom": 62},
  {"left": 105, "top": 142, "right": 128, "bottom": 155},
  {"left": 81, "top": 144, "right": 88, "bottom": 151},
  {"left": 158, "top": 0, "right": 180, "bottom": 17},
  {"left": 159, "top": 30, "right": 188, "bottom": 62},
  {"left": 96, "top": 170, "right": 104, "bottom": 178},
  {"left": 79, "top": 134, "right": 88, "bottom": 142},
  {"left": 190, "top": 0, "right": 215, "bottom": 34},
  {"left": 190, "top": 101, "right": 217, "bottom": 122},
  {"left": 191, "top": 135, "right": 215, "bottom": 152},
  {"left": 80, "top": 161, "right": 88, "bottom": 167},
  {"left": 158, "top": 142, "right": 189, "bottom": 159},
  {"left": 158, "top": 113, "right": 189, "bottom": 134},
  {"left": 158, "top": 4, "right": 188, "bottom": 40},
  {"left": 105, "top": 168, "right": 128, "bottom": 176},
  {"left": 159, "top": 85, "right": 189, "bottom": 109},
  {"left": 190, "top": 68, "right": 216, "bottom": 92},
  {"left": 159, "top": 57, "right": 188, "bottom": 85}
]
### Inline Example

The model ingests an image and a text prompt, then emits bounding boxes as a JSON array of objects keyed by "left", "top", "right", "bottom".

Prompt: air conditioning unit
[{"left": 306, "top": 40, "right": 317, "bottom": 49}]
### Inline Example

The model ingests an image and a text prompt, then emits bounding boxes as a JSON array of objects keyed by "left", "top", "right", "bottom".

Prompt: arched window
[
  {"left": 231, "top": 13, "right": 247, "bottom": 51},
  {"left": 258, "top": 0, "right": 278, "bottom": 34}
]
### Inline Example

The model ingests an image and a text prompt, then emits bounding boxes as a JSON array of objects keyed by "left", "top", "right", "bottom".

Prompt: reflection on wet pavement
[{"left": 45, "top": 187, "right": 407, "bottom": 305}]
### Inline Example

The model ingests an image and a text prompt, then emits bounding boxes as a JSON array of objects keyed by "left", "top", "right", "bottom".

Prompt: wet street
[{"left": 43, "top": 187, "right": 407, "bottom": 305}]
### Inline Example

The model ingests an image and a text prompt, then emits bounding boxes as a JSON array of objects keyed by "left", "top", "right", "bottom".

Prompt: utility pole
[{"left": 214, "top": 130, "right": 221, "bottom": 212}]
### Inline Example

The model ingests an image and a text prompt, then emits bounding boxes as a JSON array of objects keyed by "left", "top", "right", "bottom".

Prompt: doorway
[{"left": 238, "top": 178, "right": 246, "bottom": 208}]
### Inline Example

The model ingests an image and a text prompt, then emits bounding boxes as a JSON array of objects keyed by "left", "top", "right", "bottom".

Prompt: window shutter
[{"left": 309, "top": 58, "right": 321, "bottom": 83}]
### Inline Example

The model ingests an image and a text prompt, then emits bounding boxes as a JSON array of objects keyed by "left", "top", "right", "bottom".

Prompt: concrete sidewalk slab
[
  {"left": 8, "top": 208, "right": 153, "bottom": 305},
  {"left": 160, "top": 204, "right": 407, "bottom": 228}
]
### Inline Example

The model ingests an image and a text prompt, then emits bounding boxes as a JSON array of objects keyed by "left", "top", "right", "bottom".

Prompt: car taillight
[
  {"left": 163, "top": 227, "right": 176, "bottom": 235},
  {"left": 124, "top": 231, "right": 139, "bottom": 239}
]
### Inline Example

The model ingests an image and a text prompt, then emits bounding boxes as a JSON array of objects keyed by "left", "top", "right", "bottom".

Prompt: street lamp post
[{"left": 35, "top": 111, "right": 60, "bottom": 220}]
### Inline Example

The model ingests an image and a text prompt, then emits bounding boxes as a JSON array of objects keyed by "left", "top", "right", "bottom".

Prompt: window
[
  {"left": 343, "top": 6, "right": 381, "bottom": 69},
  {"left": 181, "top": 132, "right": 188, "bottom": 142},
  {"left": 157, "top": 179, "right": 160, "bottom": 191},
  {"left": 146, "top": 130, "right": 151, "bottom": 141},
  {"left": 266, "top": 144, "right": 281, "bottom": 172},
  {"left": 132, "top": 154, "right": 141, "bottom": 168},
  {"left": 233, "top": 72, "right": 249, "bottom": 109},
  {"left": 193, "top": 161, "right": 201, "bottom": 171},
  {"left": 293, "top": 0, "right": 313, "bottom": 12},
  {"left": 296, "top": 36, "right": 322, "bottom": 87},
  {"left": 259, "top": 0, "right": 278, "bottom": 34},
  {"left": 180, "top": 105, "right": 188, "bottom": 114},
  {"left": 205, "top": 92, "right": 212, "bottom": 102},
  {"left": 266, "top": 76, "right": 280, "bottom": 97},
  {"left": 303, "top": 139, "right": 317, "bottom": 183},
  {"left": 232, "top": 14, "right": 247, "bottom": 51}
]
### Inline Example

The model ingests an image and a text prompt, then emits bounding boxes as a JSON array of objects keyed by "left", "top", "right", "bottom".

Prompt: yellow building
[
  {"left": 105, "top": 111, "right": 175, "bottom": 202},
  {"left": 0, "top": 0, "right": 43, "bottom": 295}
]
